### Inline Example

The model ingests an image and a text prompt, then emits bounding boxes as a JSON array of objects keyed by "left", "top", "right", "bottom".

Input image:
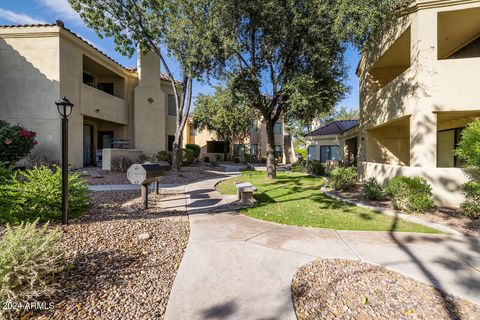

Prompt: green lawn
[{"left": 216, "top": 171, "right": 441, "bottom": 233}]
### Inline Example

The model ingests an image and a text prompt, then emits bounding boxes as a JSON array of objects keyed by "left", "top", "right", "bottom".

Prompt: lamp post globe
[{"left": 55, "top": 97, "right": 74, "bottom": 225}]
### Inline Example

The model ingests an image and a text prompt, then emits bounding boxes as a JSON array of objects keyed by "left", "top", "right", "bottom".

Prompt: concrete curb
[
  {"left": 88, "top": 184, "right": 184, "bottom": 191},
  {"left": 322, "top": 189, "right": 463, "bottom": 236}
]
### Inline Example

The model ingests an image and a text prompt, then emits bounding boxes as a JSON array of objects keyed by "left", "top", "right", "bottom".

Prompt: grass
[{"left": 216, "top": 171, "right": 442, "bottom": 233}]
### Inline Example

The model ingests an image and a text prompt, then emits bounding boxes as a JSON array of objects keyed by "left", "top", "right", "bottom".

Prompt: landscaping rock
[
  {"left": 33, "top": 190, "right": 189, "bottom": 320},
  {"left": 292, "top": 259, "right": 480, "bottom": 320}
]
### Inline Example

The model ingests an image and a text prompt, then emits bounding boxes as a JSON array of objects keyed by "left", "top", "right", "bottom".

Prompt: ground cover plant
[{"left": 217, "top": 171, "right": 440, "bottom": 233}]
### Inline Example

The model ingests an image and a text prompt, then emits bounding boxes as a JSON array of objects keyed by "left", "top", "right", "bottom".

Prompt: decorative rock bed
[
  {"left": 292, "top": 259, "right": 480, "bottom": 320},
  {"left": 33, "top": 190, "right": 189, "bottom": 320}
]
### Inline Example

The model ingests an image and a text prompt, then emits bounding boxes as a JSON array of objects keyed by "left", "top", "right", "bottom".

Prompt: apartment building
[
  {"left": 357, "top": 0, "right": 480, "bottom": 206},
  {"left": 0, "top": 21, "right": 179, "bottom": 168},
  {"left": 184, "top": 117, "right": 295, "bottom": 164}
]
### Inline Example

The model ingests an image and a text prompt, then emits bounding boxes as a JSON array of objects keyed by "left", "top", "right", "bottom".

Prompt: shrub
[
  {"left": 329, "top": 167, "right": 357, "bottom": 191},
  {"left": 0, "top": 166, "right": 89, "bottom": 224},
  {"left": 137, "top": 154, "right": 153, "bottom": 163},
  {"left": 294, "top": 148, "right": 306, "bottom": 159},
  {"left": 21, "top": 154, "right": 59, "bottom": 170},
  {"left": 460, "top": 182, "right": 480, "bottom": 219},
  {"left": 185, "top": 144, "right": 201, "bottom": 159},
  {"left": 0, "top": 163, "right": 14, "bottom": 184},
  {"left": 261, "top": 157, "right": 267, "bottom": 163},
  {"left": 386, "top": 176, "right": 435, "bottom": 213},
  {"left": 181, "top": 148, "right": 195, "bottom": 165},
  {"left": 215, "top": 154, "right": 221, "bottom": 162},
  {"left": 291, "top": 161, "right": 303, "bottom": 172},
  {"left": 304, "top": 160, "right": 325, "bottom": 175},
  {"left": 0, "top": 120, "right": 37, "bottom": 165},
  {"left": 155, "top": 150, "right": 172, "bottom": 163},
  {"left": 204, "top": 156, "right": 210, "bottom": 162},
  {"left": 110, "top": 156, "right": 134, "bottom": 172},
  {"left": 362, "top": 178, "right": 385, "bottom": 200},
  {"left": 232, "top": 157, "right": 240, "bottom": 163},
  {"left": 0, "top": 220, "right": 63, "bottom": 319}
]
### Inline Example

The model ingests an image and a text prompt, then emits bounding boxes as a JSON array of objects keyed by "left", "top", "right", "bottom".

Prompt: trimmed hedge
[
  {"left": 185, "top": 144, "right": 201, "bottom": 159},
  {"left": 386, "top": 176, "right": 434, "bottom": 213}
]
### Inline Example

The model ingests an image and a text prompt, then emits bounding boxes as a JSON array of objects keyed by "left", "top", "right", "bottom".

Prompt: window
[
  {"left": 97, "top": 83, "right": 114, "bottom": 95},
  {"left": 167, "top": 135, "right": 175, "bottom": 151},
  {"left": 307, "top": 145, "right": 316, "bottom": 160},
  {"left": 168, "top": 94, "right": 177, "bottom": 116},
  {"left": 274, "top": 145, "right": 282, "bottom": 158},
  {"left": 251, "top": 120, "right": 258, "bottom": 133},
  {"left": 274, "top": 122, "right": 282, "bottom": 135},
  {"left": 320, "top": 145, "right": 340, "bottom": 163},
  {"left": 437, "top": 127, "right": 464, "bottom": 168},
  {"left": 251, "top": 144, "right": 258, "bottom": 156},
  {"left": 83, "top": 72, "right": 95, "bottom": 87},
  {"left": 233, "top": 144, "right": 243, "bottom": 157},
  {"left": 207, "top": 141, "right": 229, "bottom": 153}
]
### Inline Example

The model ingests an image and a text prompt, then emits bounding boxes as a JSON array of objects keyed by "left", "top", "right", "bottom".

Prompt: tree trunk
[
  {"left": 265, "top": 119, "right": 277, "bottom": 179},
  {"left": 223, "top": 140, "right": 228, "bottom": 161}
]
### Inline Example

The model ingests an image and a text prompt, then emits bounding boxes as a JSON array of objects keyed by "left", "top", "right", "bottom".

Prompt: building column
[{"left": 410, "top": 112, "right": 437, "bottom": 167}]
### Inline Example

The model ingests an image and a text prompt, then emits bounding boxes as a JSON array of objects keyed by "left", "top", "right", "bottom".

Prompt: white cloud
[
  {"left": 0, "top": 8, "right": 47, "bottom": 24},
  {"left": 38, "top": 0, "right": 83, "bottom": 25}
]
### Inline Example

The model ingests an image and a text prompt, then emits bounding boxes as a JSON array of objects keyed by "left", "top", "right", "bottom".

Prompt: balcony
[{"left": 80, "top": 83, "right": 127, "bottom": 124}]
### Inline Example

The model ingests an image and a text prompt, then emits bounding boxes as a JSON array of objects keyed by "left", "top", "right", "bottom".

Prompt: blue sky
[{"left": 0, "top": 0, "right": 360, "bottom": 111}]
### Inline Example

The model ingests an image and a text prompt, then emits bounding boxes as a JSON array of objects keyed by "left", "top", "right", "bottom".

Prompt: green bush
[
  {"left": 362, "top": 178, "right": 385, "bottom": 200},
  {"left": 155, "top": 150, "right": 172, "bottom": 163},
  {"left": 181, "top": 148, "right": 195, "bottom": 165},
  {"left": 0, "top": 220, "right": 63, "bottom": 319},
  {"left": 291, "top": 160, "right": 325, "bottom": 175},
  {"left": 294, "top": 148, "right": 306, "bottom": 159},
  {"left": 261, "top": 157, "right": 267, "bottom": 163},
  {"left": 386, "top": 176, "right": 435, "bottom": 213},
  {"left": 0, "top": 120, "right": 37, "bottom": 165},
  {"left": 460, "top": 182, "right": 480, "bottom": 219},
  {"left": 0, "top": 163, "right": 14, "bottom": 184},
  {"left": 329, "top": 167, "right": 357, "bottom": 191},
  {"left": 21, "top": 154, "right": 60, "bottom": 170},
  {"left": 204, "top": 156, "right": 210, "bottom": 162},
  {"left": 185, "top": 144, "right": 201, "bottom": 159},
  {"left": 137, "top": 154, "right": 153, "bottom": 163},
  {"left": 0, "top": 166, "right": 89, "bottom": 224}
]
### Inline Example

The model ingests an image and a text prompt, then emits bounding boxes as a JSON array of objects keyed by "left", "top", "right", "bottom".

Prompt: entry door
[{"left": 83, "top": 124, "right": 94, "bottom": 166}]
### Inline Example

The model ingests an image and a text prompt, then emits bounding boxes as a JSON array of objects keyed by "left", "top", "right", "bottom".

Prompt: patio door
[{"left": 83, "top": 124, "right": 94, "bottom": 166}]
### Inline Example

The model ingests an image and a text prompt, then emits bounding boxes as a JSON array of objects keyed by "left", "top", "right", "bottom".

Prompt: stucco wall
[
  {"left": 359, "top": 162, "right": 467, "bottom": 207},
  {"left": 0, "top": 28, "right": 62, "bottom": 163},
  {"left": 133, "top": 51, "right": 166, "bottom": 155}
]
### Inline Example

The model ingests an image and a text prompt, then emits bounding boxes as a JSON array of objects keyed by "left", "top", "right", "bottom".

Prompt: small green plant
[
  {"left": 0, "top": 163, "right": 14, "bottom": 184},
  {"left": 204, "top": 156, "right": 210, "bottom": 162},
  {"left": 304, "top": 160, "right": 325, "bottom": 175},
  {"left": 0, "top": 120, "right": 37, "bottom": 165},
  {"left": 137, "top": 153, "right": 153, "bottom": 163},
  {"left": 386, "top": 176, "right": 435, "bottom": 213},
  {"left": 110, "top": 156, "right": 134, "bottom": 172},
  {"left": 155, "top": 150, "right": 172, "bottom": 163},
  {"left": 0, "top": 166, "right": 89, "bottom": 224},
  {"left": 0, "top": 220, "right": 63, "bottom": 319},
  {"left": 185, "top": 144, "right": 201, "bottom": 159},
  {"left": 215, "top": 154, "right": 222, "bottom": 162},
  {"left": 181, "top": 148, "right": 195, "bottom": 165},
  {"left": 460, "top": 182, "right": 480, "bottom": 219},
  {"left": 362, "top": 178, "right": 385, "bottom": 200},
  {"left": 456, "top": 118, "right": 480, "bottom": 218},
  {"left": 329, "top": 167, "right": 357, "bottom": 191},
  {"left": 21, "top": 154, "right": 59, "bottom": 170}
]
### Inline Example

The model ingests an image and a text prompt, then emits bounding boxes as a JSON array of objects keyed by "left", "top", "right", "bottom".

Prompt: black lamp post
[{"left": 55, "top": 97, "right": 74, "bottom": 225}]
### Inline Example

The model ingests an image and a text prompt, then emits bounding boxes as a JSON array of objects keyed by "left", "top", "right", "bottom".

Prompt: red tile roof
[{"left": 306, "top": 120, "right": 359, "bottom": 136}]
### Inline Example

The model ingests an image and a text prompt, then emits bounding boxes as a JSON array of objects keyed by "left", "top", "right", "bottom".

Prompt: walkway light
[{"left": 55, "top": 97, "right": 74, "bottom": 224}]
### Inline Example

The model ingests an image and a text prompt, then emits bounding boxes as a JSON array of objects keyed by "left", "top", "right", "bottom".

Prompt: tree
[
  {"left": 192, "top": 85, "right": 254, "bottom": 161},
  {"left": 208, "top": 0, "right": 406, "bottom": 178},
  {"left": 325, "top": 106, "right": 360, "bottom": 124},
  {"left": 68, "top": 0, "right": 219, "bottom": 170}
]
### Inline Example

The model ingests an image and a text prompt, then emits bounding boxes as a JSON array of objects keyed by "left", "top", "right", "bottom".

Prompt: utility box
[
  {"left": 127, "top": 162, "right": 170, "bottom": 185},
  {"left": 126, "top": 161, "right": 171, "bottom": 209}
]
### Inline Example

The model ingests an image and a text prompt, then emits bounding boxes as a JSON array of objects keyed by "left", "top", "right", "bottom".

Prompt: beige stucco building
[
  {"left": 306, "top": 120, "right": 358, "bottom": 166},
  {"left": 0, "top": 22, "right": 179, "bottom": 168},
  {"left": 184, "top": 117, "right": 295, "bottom": 164},
  {"left": 357, "top": 0, "right": 480, "bottom": 206}
]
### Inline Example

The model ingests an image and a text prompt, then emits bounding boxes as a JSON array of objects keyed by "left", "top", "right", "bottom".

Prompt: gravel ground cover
[
  {"left": 33, "top": 190, "right": 189, "bottom": 320},
  {"left": 292, "top": 259, "right": 480, "bottom": 320},
  {"left": 83, "top": 163, "right": 224, "bottom": 185},
  {"left": 330, "top": 185, "right": 480, "bottom": 237}
]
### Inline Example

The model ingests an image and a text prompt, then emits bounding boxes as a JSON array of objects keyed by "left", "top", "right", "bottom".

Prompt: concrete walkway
[
  {"left": 88, "top": 183, "right": 184, "bottom": 192},
  {"left": 163, "top": 176, "right": 480, "bottom": 319}
]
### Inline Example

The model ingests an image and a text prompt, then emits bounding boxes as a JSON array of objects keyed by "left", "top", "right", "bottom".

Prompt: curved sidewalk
[{"left": 165, "top": 176, "right": 480, "bottom": 319}]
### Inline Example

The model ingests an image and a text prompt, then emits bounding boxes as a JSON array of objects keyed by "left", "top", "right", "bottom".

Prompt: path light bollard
[{"left": 127, "top": 162, "right": 171, "bottom": 209}]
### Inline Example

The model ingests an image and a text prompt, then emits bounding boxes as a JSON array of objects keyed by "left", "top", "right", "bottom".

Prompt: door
[{"left": 83, "top": 124, "right": 94, "bottom": 166}]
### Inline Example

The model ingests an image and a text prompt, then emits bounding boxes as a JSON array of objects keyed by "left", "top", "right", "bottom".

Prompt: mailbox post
[{"left": 127, "top": 162, "right": 170, "bottom": 209}]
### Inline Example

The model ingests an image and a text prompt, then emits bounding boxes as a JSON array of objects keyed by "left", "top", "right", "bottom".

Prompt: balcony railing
[{"left": 80, "top": 83, "right": 127, "bottom": 124}]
